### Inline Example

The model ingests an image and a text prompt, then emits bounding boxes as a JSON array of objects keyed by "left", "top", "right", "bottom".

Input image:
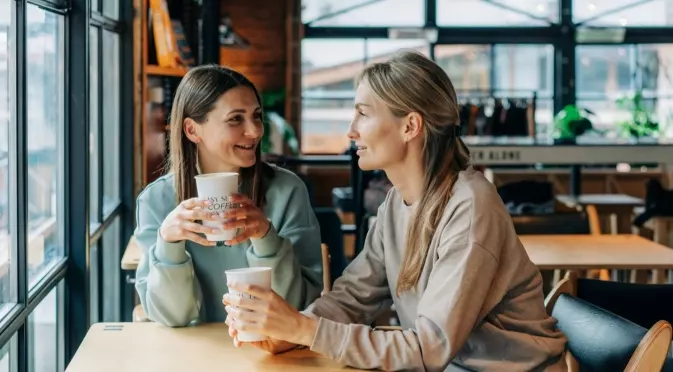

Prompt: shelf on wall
[{"left": 145, "top": 65, "right": 188, "bottom": 77}]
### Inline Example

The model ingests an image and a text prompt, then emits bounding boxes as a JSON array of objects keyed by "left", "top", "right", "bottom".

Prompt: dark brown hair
[
  {"left": 166, "top": 65, "right": 274, "bottom": 207},
  {"left": 358, "top": 50, "right": 471, "bottom": 295}
]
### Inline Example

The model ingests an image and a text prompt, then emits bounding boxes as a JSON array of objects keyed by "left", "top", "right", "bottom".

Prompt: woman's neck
[
  {"left": 384, "top": 153, "right": 425, "bottom": 206},
  {"left": 196, "top": 150, "right": 239, "bottom": 174}
]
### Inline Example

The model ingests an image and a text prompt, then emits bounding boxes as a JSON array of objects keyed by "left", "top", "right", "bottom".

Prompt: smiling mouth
[
  {"left": 356, "top": 145, "right": 367, "bottom": 150},
  {"left": 235, "top": 144, "right": 256, "bottom": 150}
]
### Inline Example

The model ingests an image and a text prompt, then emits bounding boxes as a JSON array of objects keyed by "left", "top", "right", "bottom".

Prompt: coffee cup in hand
[
  {"left": 194, "top": 172, "right": 239, "bottom": 242},
  {"left": 225, "top": 267, "right": 272, "bottom": 342}
]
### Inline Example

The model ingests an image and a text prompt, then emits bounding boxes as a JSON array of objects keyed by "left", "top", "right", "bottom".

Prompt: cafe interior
[{"left": 4, "top": 0, "right": 673, "bottom": 371}]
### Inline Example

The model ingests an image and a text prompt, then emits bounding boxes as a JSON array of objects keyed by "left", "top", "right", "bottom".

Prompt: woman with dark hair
[
  {"left": 223, "top": 51, "right": 566, "bottom": 371},
  {"left": 134, "top": 65, "right": 322, "bottom": 327}
]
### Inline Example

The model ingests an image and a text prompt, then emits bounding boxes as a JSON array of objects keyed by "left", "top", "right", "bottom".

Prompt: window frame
[
  {"left": 0, "top": 0, "right": 134, "bottom": 370},
  {"left": 300, "top": 0, "right": 673, "bottom": 154}
]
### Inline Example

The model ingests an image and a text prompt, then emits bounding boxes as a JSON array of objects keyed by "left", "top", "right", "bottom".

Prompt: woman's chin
[
  {"left": 357, "top": 158, "right": 376, "bottom": 171},
  {"left": 237, "top": 157, "right": 257, "bottom": 169}
]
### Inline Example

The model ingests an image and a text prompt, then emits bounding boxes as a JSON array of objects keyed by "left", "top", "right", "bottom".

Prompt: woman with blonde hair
[
  {"left": 134, "top": 65, "right": 323, "bottom": 327},
  {"left": 223, "top": 50, "right": 567, "bottom": 371}
]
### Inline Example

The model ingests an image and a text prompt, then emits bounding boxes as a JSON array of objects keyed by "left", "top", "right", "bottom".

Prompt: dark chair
[
  {"left": 313, "top": 207, "right": 349, "bottom": 288},
  {"left": 498, "top": 180, "right": 554, "bottom": 215},
  {"left": 548, "top": 291, "right": 671, "bottom": 372},
  {"left": 547, "top": 271, "right": 673, "bottom": 371},
  {"left": 511, "top": 212, "right": 593, "bottom": 235}
]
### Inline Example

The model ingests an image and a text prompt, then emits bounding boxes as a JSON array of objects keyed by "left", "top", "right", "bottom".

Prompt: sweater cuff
[
  {"left": 309, "top": 317, "right": 349, "bottom": 360},
  {"left": 250, "top": 224, "right": 282, "bottom": 257},
  {"left": 154, "top": 235, "right": 188, "bottom": 265}
]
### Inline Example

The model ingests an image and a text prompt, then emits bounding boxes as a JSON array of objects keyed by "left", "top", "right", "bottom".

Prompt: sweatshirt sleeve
[
  {"left": 306, "top": 203, "right": 504, "bottom": 372},
  {"left": 302, "top": 205, "right": 393, "bottom": 325},
  {"left": 134, "top": 190, "right": 201, "bottom": 327},
  {"left": 245, "top": 179, "right": 323, "bottom": 311}
]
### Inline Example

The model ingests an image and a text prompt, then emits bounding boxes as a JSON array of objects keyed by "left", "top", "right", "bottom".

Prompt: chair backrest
[
  {"left": 313, "top": 207, "right": 348, "bottom": 286},
  {"left": 511, "top": 213, "right": 592, "bottom": 235},
  {"left": 551, "top": 294, "right": 672, "bottom": 372},
  {"left": 548, "top": 271, "right": 673, "bottom": 330},
  {"left": 576, "top": 278, "right": 673, "bottom": 331}
]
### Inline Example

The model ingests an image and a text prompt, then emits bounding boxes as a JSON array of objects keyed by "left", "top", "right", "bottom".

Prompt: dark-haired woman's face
[{"left": 188, "top": 86, "right": 263, "bottom": 171}]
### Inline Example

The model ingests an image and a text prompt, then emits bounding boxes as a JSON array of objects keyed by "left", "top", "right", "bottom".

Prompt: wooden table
[
  {"left": 556, "top": 194, "right": 644, "bottom": 234},
  {"left": 66, "top": 323, "right": 362, "bottom": 372},
  {"left": 121, "top": 237, "right": 141, "bottom": 271},
  {"left": 521, "top": 234, "right": 673, "bottom": 280}
]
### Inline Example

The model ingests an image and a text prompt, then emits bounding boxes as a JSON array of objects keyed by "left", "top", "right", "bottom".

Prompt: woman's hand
[
  {"left": 221, "top": 194, "right": 271, "bottom": 245},
  {"left": 225, "top": 316, "right": 297, "bottom": 354},
  {"left": 222, "top": 283, "right": 318, "bottom": 347},
  {"left": 159, "top": 197, "right": 222, "bottom": 246}
]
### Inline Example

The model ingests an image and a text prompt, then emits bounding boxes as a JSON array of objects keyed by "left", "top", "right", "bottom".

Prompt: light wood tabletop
[
  {"left": 66, "top": 323, "right": 362, "bottom": 372},
  {"left": 521, "top": 234, "right": 673, "bottom": 270},
  {"left": 121, "top": 237, "right": 141, "bottom": 270},
  {"left": 556, "top": 194, "right": 645, "bottom": 208}
]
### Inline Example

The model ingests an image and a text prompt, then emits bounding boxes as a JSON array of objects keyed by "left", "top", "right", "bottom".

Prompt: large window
[
  {"left": 0, "top": 0, "right": 12, "bottom": 312},
  {"left": 438, "top": 0, "right": 559, "bottom": 26},
  {"left": 301, "top": 39, "right": 554, "bottom": 154},
  {"left": 301, "top": 38, "right": 429, "bottom": 154},
  {"left": 26, "top": 4, "right": 65, "bottom": 289},
  {"left": 573, "top": 0, "right": 673, "bottom": 27},
  {"left": 89, "top": 26, "right": 99, "bottom": 225},
  {"left": 28, "top": 284, "right": 61, "bottom": 372},
  {"left": 577, "top": 44, "right": 673, "bottom": 136},
  {"left": 102, "top": 30, "right": 120, "bottom": 217},
  {"left": 0, "top": 0, "right": 131, "bottom": 370},
  {"left": 302, "top": 0, "right": 425, "bottom": 26}
]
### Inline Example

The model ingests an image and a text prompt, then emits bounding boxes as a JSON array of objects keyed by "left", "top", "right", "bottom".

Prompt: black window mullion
[
  {"left": 64, "top": 0, "right": 90, "bottom": 363},
  {"left": 97, "top": 27, "right": 104, "bottom": 224},
  {"left": 119, "top": 0, "right": 136, "bottom": 322}
]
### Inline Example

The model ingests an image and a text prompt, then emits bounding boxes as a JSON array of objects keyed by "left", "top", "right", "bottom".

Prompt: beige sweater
[{"left": 303, "top": 167, "right": 567, "bottom": 371}]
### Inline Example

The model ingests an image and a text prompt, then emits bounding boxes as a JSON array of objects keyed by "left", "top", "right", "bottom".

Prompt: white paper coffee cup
[
  {"left": 225, "top": 267, "right": 272, "bottom": 342},
  {"left": 194, "top": 172, "right": 238, "bottom": 241}
]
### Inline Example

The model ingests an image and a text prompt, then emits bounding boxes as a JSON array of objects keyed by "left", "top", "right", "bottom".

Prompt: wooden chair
[
  {"left": 546, "top": 273, "right": 672, "bottom": 372},
  {"left": 133, "top": 243, "right": 333, "bottom": 322},
  {"left": 320, "top": 243, "right": 331, "bottom": 294}
]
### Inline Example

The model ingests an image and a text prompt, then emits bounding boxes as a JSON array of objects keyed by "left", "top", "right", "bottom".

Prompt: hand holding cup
[
  {"left": 220, "top": 193, "right": 271, "bottom": 246},
  {"left": 159, "top": 197, "right": 221, "bottom": 246}
]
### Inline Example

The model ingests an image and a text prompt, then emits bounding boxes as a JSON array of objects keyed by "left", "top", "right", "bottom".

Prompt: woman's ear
[
  {"left": 403, "top": 112, "right": 423, "bottom": 143},
  {"left": 183, "top": 118, "right": 201, "bottom": 144}
]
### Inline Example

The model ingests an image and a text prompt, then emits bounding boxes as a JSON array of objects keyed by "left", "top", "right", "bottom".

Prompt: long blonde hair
[
  {"left": 166, "top": 65, "right": 274, "bottom": 206},
  {"left": 358, "top": 50, "right": 471, "bottom": 295}
]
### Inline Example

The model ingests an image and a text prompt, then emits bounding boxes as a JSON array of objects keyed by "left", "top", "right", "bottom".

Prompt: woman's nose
[
  {"left": 245, "top": 120, "right": 263, "bottom": 138},
  {"left": 347, "top": 121, "right": 358, "bottom": 140}
]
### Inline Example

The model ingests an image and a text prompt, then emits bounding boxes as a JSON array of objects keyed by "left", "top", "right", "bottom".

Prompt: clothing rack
[{"left": 457, "top": 90, "right": 538, "bottom": 138}]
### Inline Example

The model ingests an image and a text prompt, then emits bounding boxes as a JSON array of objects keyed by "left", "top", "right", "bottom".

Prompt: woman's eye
[
  {"left": 253, "top": 113, "right": 263, "bottom": 121},
  {"left": 358, "top": 111, "right": 366, "bottom": 117},
  {"left": 228, "top": 116, "right": 243, "bottom": 124}
]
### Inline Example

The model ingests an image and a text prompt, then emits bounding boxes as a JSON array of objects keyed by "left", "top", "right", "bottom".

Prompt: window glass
[{"left": 26, "top": 4, "right": 65, "bottom": 288}]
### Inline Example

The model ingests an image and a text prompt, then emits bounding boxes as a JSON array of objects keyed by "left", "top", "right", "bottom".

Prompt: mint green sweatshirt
[{"left": 133, "top": 165, "right": 323, "bottom": 327}]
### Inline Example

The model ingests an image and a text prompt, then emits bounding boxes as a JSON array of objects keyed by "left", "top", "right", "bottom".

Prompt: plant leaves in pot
[{"left": 552, "top": 104, "right": 594, "bottom": 145}]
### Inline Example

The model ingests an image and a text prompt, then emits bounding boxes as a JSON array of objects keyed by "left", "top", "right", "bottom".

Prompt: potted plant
[
  {"left": 615, "top": 90, "right": 659, "bottom": 141},
  {"left": 552, "top": 104, "right": 595, "bottom": 144},
  {"left": 260, "top": 90, "right": 299, "bottom": 155}
]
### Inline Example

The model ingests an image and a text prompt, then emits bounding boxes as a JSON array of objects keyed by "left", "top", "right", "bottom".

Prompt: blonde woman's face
[{"left": 347, "top": 81, "right": 407, "bottom": 171}]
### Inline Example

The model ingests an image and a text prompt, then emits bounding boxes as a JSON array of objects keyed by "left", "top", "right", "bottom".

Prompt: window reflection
[
  {"left": 0, "top": 0, "right": 12, "bottom": 309},
  {"left": 26, "top": 5, "right": 65, "bottom": 287}
]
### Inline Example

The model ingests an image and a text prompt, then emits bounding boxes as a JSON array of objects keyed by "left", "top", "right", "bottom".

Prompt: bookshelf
[
  {"left": 145, "top": 65, "right": 188, "bottom": 77},
  {"left": 133, "top": 0, "right": 218, "bottom": 194}
]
